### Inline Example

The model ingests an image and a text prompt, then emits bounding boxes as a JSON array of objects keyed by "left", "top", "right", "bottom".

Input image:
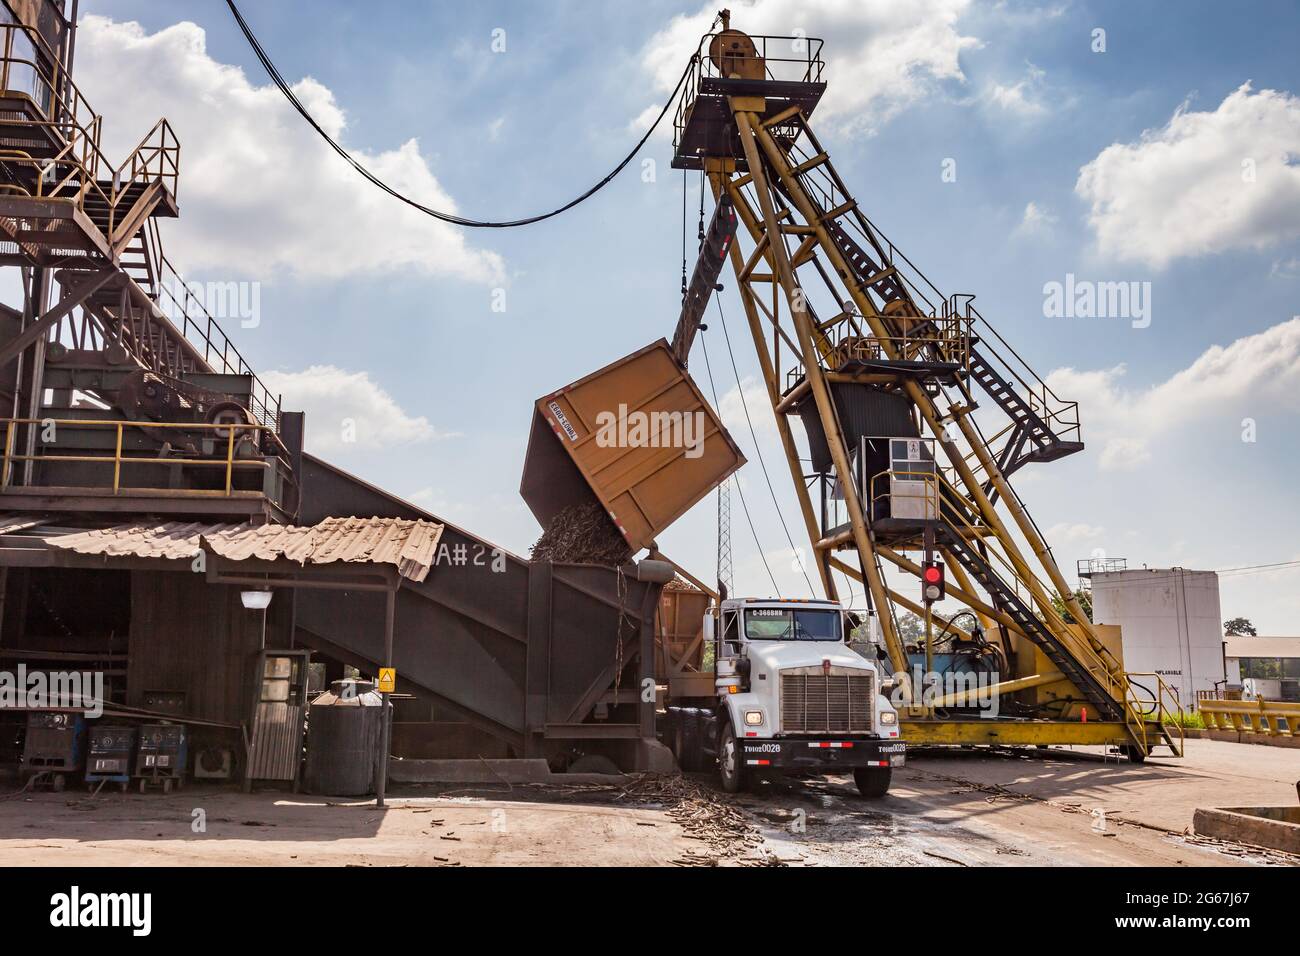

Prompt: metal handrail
[
  {"left": 113, "top": 117, "right": 180, "bottom": 201},
  {"left": 0, "top": 417, "right": 274, "bottom": 497},
  {"left": 1200, "top": 698, "right": 1299, "bottom": 737},
  {"left": 0, "top": 23, "right": 180, "bottom": 244},
  {"left": 826, "top": 314, "right": 973, "bottom": 370},
  {"left": 674, "top": 31, "right": 825, "bottom": 152},
  {"left": 153, "top": 246, "right": 281, "bottom": 429},
  {"left": 867, "top": 468, "right": 939, "bottom": 522},
  {"left": 1126, "top": 671, "right": 1184, "bottom": 752}
]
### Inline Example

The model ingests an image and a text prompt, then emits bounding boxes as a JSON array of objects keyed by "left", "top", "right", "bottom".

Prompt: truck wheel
[
  {"left": 853, "top": 767, "right": 891, "bottom": 798},
  {"left": 1121, "top": 744, "right": 1147, "bottom": 764},
  {"left": 718, "top": 724, "right": 747, "bottom": 794}
]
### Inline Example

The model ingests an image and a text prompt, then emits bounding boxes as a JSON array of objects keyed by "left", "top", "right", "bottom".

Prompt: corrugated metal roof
[{"left": 44, "top": 516, "right": 443, "bottom": 583}]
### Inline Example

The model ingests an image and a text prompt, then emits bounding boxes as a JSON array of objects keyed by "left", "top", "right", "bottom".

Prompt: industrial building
[
  {"left": 1224, "top": 636, "right": 1300, "bottom": 702},
  {"left": 0, "top": 0, "right": 680, "bottom": 791}
]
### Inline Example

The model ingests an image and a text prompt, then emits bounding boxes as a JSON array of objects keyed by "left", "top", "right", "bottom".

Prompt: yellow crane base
[{"left": 902, "top": 719, "right": 1142, "bottom": 748}]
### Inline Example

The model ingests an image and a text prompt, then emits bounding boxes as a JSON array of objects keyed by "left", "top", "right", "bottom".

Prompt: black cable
[
  {"left": 226, "top": 0, "right": 696, "bottom": 228},
  {"left": 713, "top": 296, "right": 817, "bottom": 597},
  {"left": 700, "top": 332, "right": 780, "bottom": 595}
]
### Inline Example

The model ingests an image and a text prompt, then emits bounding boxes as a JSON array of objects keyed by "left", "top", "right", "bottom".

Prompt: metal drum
[{"left": 303, "top": 679, "right": 385, "bottom": 796}]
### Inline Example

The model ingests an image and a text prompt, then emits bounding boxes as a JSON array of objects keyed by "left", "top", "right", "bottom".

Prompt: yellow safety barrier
[
  {"left": 1200, "top": 699, "right": 1299, "bottom": 737},
  {"left": 0, "top": 417, "right": 271, "bottom": 497}
]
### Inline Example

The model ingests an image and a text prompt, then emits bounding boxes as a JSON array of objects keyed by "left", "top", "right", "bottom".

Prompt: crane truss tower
[{"left": 672, "top": 16, "right": 1181, "bottom": 755}]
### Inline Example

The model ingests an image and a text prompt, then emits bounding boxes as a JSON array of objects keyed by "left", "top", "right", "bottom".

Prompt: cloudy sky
[{"left": 72, "top": 0, "right": 1300, "bottom": 632}]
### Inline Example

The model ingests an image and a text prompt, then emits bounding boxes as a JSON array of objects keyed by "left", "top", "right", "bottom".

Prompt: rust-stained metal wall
[
  {"left": 126, "top": 569, "right": 292, "bottom": 725},
  {"left": 294, "top": 454, "right": 665, "bottom": 763}
]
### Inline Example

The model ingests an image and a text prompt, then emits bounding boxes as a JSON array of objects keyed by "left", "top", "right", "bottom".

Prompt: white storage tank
[{"left": 1089, "top": 568, "right": 1226, "bottom": 709}]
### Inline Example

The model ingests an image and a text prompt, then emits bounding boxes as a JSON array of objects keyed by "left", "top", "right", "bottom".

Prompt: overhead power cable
[
  {"left": 699, "top": 332, "right": 781, "bottom": 595},
  {"left": 225, "top": 0, "right": 695, "bottom": 228},
  {"left": 713, "top": 296, "right": 817, "bottom": 598}
]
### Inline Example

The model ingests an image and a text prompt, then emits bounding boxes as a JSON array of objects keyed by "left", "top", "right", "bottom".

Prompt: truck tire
[
  {"left": 718, "top": 723, "right": 747, "bottom": 794},
  {"left": 853, "top": 767, "right": 891, "bottom": 798},
  {"left": 1121, "top": 744, "right": 1146, "bottom": 764}
]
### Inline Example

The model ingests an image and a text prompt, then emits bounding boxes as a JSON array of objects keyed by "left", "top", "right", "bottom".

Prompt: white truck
[{"left": 663, "top": 597, "right": 905, "bottom": 797}]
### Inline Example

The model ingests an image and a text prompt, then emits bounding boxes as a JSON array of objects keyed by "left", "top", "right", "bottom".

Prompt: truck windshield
[{"left": 744, "top": 608, "right": 841, "bottom": 641}]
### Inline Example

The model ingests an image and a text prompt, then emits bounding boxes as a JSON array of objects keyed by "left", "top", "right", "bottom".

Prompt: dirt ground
[{"left": 0, "top": 737, "right": 1294, "bottom": 866}]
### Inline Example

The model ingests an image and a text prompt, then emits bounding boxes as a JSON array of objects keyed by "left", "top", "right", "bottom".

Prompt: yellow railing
[
  {"left": 1200, "top": 699, "right": 1299, "bottom": 737},
  {"left": 867, "top": 468, "right": 939, "bottom": 522},
  {"left": 1125, "top": 671, "right": 1184, "bottom": 754},
  {"left": 823, "top": 312, "right": 973, "bottom": 371},
  {"left": 0, "top": 417, "right": 272, "bottom": 497}
]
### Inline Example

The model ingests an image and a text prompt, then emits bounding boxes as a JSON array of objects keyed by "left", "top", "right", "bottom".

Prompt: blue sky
[{"left": 75, "top": 0, "right": 1300, "bottom": 632}]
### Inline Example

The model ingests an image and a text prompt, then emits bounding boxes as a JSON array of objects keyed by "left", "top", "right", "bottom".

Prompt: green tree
[
  {"left": 1050, "top": 588, "right": 1092, "bottom": 625},
  {"left": 1223, "top": 617, "right": 1257, "bottom": 637},
  {"left": 895, "top": 611, "right": 924, "bottom": 643}
]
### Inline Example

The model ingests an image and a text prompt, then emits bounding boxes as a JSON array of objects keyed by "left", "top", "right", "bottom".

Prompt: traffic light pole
[{"left": 923, "top": 527, "right": 935, "bottom": 716}]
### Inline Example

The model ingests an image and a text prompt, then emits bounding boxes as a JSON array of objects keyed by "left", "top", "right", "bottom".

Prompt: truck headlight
[
  {"left": 879, "top": 710, "right": 897, "bottom": 726},
  {"left": 744, "top": 710, "right": 764, "bottom": 726}
]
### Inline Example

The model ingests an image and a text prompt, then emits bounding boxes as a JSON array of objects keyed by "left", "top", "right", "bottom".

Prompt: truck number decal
[{"left": 547, "top": 401, "right": 578, "bottom": 441}]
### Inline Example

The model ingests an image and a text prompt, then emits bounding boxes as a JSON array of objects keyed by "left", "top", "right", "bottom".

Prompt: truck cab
[{"left": 664, "top": 597, "right": 905, "bottom": 798}]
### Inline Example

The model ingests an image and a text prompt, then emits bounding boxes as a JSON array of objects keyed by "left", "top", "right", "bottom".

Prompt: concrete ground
[{"left": 0, "top": 737, "right": 1293, "bottom": 866}]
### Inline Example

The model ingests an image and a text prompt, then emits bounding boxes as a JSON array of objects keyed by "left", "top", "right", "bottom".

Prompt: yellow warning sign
[{"left": 378, "top": 668, "right": 396, "bottom": 693}]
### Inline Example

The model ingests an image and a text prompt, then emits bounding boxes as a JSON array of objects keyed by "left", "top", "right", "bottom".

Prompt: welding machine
[
  {"left": 134, "top": 723, "right": 188, "bottom": 793},
  {"left": 85, "top": 724, "right": 137, "bottom": 790},
  {"left": 21, "top": 712, "right": 86, "bottom": 791}
]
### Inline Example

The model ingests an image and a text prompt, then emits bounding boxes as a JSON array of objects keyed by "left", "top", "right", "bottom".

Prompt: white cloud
[
  {"left": 1046, "top": 317, "right": 1300, "bottom": 470},
  {"left": 986, "top": 63, "right": 1047, "bottom": 117},
  {"left": 1075, "top": 83, "right": 1300, "bottom": 269},
  {"left": 1270, "top": 256, "right": 1300, "bottom": 278},
  {"left": 717, "top": 376, "right": 777, "bottom": 439},
  {"left": 1097, "top": 436, "right": 1151, "bottom": 472},
  {"left": 261, "top": 365, "right": 455, "bottom": 453},
  {"left": 1016, "top": 201, "right": 1057, "bottom": 235},
  {"left": 1044, "top": 522, "right": 1105, "bottom": 545},
  {"left": 76, "top": 16, "right": 504, "bottom": 284},
  {"left": 639, "top": 0, "right": 979, "bottom": 136}
]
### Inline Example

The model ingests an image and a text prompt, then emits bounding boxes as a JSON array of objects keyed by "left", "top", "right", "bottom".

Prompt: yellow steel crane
[{"left": 671, "top": 12, "right": 1182, "bottom": 758}]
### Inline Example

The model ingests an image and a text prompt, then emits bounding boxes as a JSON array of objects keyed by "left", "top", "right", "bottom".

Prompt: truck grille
[{"left": 780, "top": 671, "right": 874, "bottom": 733}]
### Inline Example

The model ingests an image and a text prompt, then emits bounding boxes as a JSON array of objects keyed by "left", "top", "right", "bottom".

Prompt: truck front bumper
[{"left": 738, "top": 737, "right": 906, "bottom": 771}]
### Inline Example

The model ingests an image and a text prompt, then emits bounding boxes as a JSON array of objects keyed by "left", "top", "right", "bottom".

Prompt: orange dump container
[
  {"left": 520, "top": 339, "right": 745, "bottom": 553},
  {"left": 656, "top": 582, "right": 711, "bottom": 679}
]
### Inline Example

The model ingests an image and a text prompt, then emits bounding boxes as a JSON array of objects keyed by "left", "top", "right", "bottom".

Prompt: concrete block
[{"left": 1193, "top": 806, "right": 1300, "bottom": 855}]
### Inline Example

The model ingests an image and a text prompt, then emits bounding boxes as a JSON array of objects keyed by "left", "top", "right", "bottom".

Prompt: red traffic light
[{"left": 921, "top": 560, "right": 946, "bottom": 603}]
